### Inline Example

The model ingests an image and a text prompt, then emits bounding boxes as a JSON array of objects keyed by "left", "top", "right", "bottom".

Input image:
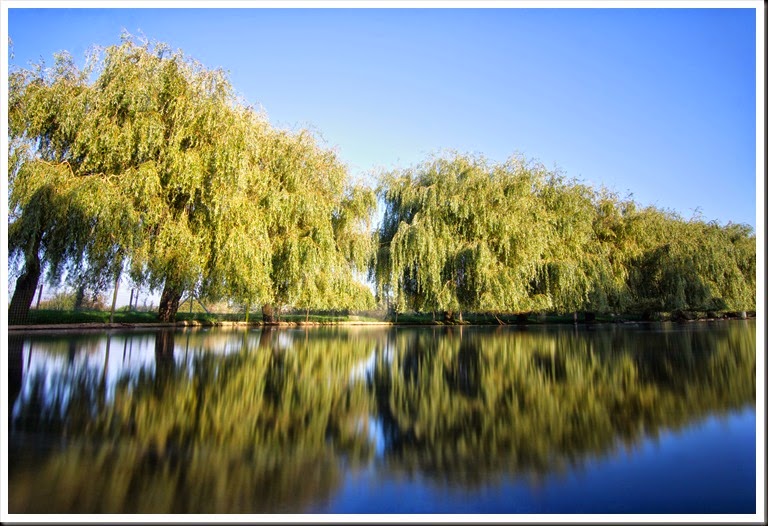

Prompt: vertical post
[
  {"left": 35, "top": 284, "right": 43, "bottom": 309},
  {"left": 109, "top": 273, "right": 120, "bottom": 324}
]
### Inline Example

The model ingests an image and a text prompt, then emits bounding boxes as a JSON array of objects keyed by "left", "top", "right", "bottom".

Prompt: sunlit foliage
[
  {"left": 375, "top": 154, "right": 555, "bottom": 315},
  {"left": 8, "top": 35, "right": 375, "bottom": 322},
  {"left": 375, "top": 153, "right": 756, "bottom": 316}
]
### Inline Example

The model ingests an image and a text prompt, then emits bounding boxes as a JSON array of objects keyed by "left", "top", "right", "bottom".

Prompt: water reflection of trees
[
  {"left": 8, "top": 322, "right": 755, "bottom": 512},
  {"left": 8, "top": 437, "right": 343, "bottom": 513},
  {"left": 374, "top": 323, "right": 755, "bottom": 487},
  {"left": 8, "top": 334, "right": 24, "bottom": 417},
  {"left": 12, "top": 332, "right": 112, "bottom": 434},
  {"left": 10, "top": 327, "right": 384, "bottom": 513}
]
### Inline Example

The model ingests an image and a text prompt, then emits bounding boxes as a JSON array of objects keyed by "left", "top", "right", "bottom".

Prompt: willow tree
[
  {"left": 623, "top": 207, "right": 756, "bottom": 313},
  {"left": 69, "top": 36, "right": 283, "bottom": 321},
  {"left": 8, "top": 51, "right": 140, "bottom": 324},
  {"left": 586, "top": 190, "right": 640, "bottom": 313},
  {"left": 374, "top": 153, "right": 554, "bottom": 319},
  {"left": 9, "top": 35, "right": 376, "bottom": 323},
  {"left": 258, "top": 129, "right": 376, "bottom": 321},
  {"left": 375, "top": 152, "right": 756, "bottom": 318},
  {"left": 8, "top": 37, "right": 277, "bottom": 322},
  {"left": 531, "top": 175, "right": 641, "bottom": 315}
]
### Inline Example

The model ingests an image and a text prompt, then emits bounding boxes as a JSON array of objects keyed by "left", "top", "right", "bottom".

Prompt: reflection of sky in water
[
  {"left": 315, "top": 407, "right": 756, "bottom": 514},
  {"left": 349, "top": 338, "right": 393, "bottom": 383},
  {"left": 354, "top": 416, "right": 386, "bottom": 457},
  {"left": 349, "top": 348, "right": 377, "bottom": 382},
  {"left": 348, "top": 341, "right": 390, "bottom": 457},
  {"left": 13, "top": 334, "right": 156, "bottom": 420},
  {"left": 13, "top": 327, "right": 384, "bottom": 417},
  {"left": 15, "top": 327, "right": 394, "bottom": 457},
  {"left": 13, "top": 329, "right": 272, "bottom": 420},
  {"left": 9, "top": 323, "right": 757, "bottom": 514}
]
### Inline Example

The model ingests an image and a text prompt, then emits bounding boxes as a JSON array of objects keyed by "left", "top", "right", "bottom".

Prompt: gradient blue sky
[
  {"left": 7, "top": 5, "right": 760, "bottom": 226},
  {"left": 3, "top": 3, "right": 763, "bottom": 305}
]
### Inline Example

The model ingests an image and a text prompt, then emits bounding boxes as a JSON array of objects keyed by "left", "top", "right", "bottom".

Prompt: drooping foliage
[
  {"left": 8, "top": 35, "right": 376, "bottom": 323},
  {"left": 374, "top": 154, "right": 555, "bottom": 315},
  {"left": 622, "top": 209, "right": 756, "bottom": 313},
  {"left": 8, "top": 50, "right": 139, "bottom": 323},
  {"left": 259, "top": 130, "right": 376, "bottom": 315},
  {"left": 375, "top": 153, "right": 756, "bottom": 316}
]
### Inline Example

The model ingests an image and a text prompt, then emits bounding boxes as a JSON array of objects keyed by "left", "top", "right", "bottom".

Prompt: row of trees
[
  {"left": 8, "top": 36, "right": 756, "bottom": 324},
  {"left": 373, "top": 155, "right": 756, "bottom": 318}
]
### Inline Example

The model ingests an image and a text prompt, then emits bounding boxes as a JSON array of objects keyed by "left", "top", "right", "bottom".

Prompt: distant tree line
[
  {"left": 8, "top": 35, "right": 756, "bottom": 324},
  {"left": 373, "top": 154, "right": 756, "bottom": 320}
]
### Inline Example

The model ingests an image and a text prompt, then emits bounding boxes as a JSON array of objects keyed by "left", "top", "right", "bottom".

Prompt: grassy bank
[
  {"left": 11, "top": 309, "right": 385, "bottom": 327},
  {"left": 9, "top": 308, "right": 755, "bottom": 329}
]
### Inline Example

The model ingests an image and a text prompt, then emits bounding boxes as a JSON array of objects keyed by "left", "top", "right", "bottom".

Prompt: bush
[{"left": 38, "top": 289, "right": 108, "bottom": 311}]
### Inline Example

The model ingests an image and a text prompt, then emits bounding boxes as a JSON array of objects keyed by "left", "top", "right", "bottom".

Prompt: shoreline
[{"left": 7, "top": 314, "right": 755, "bottom": 333}]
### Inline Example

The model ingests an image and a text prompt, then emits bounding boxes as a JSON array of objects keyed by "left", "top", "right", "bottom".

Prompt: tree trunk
[
  {"left": 109, "top": 272, "right": 120, "bottom": 323},
  {"left": 8, "top": 250, "right": 41, "bottom": 326},
  {"left": 74, "top": 284, "right": 86, "bottom": 311},
  {"left": 262, "top": 303, "right": 276, "bottom": 323},
  {"left": 9, "top": 334, "right": 24, "bottom": 423},
  {"left": 158, "top": 284, "right": 183, "bottom": 322},
  {"left": 258, "top": 327, "right": 274, "bottom": 350},
  {"left": 154, "top": 330, "right": 176, "bottom": 391},
  {"left": 35, "top": 284, "right": 43, "bottom": 309},
  {"left": 445, "top": 310, "right": 462, "bottom": 324}
]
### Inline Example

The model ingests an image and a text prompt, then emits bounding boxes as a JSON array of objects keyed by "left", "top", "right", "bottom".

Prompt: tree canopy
[
  {"left": 374, "top": 153, "right": 756, "bottom": 317},
  {"left": 8, "top": 35, "right": 375, "bottom": 323},
  {"left": 8, "top": 37, "right": 755, "bottom": 324}
]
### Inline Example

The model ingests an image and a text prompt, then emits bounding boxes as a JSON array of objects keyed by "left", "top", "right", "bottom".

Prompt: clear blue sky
[{"left": 4, "top": 4, "right": 762, "bottom": 305}]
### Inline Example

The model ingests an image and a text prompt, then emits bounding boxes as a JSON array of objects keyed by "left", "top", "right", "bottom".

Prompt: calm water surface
[{"left": 7, "top": 321, "right": 756, "bottom": 514}]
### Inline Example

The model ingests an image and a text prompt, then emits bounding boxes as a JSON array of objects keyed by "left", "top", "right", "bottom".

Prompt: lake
[{"left": 6, "top": 320, "right": 757, "bottom": 515}]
